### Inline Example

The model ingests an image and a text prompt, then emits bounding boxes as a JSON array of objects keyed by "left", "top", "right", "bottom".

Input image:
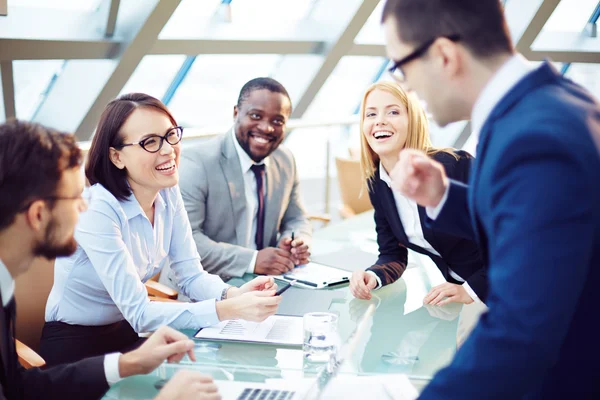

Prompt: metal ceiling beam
[
  {"left": 0, "top": 61, "right": 15, "bottom": 119},
  {"left": 291, "top": 0, "right": 381, "bottom": 118},
  {"left": 0, "top": 39, "right": 121, "bottom": 61},
  {"left": 105, "top": 0, "right": 121, "bottom": 38},
  {"left": 151, "top": 39, "right": 326, "bottom": 55},
  {"left": 0, "top": 38, "right": 391, "bottom": 60},
  {"left": 527, "top": 50, "right": 600, "bottom": 63},
  {"left": 348, "top": 43, "right": 386, "bottom": 57},
  {"left": 75, "top": 0, "right": 182, "bottom": 139}
]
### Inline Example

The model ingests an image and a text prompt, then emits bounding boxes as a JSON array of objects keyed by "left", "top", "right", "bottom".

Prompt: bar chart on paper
[{"left": 194, "top": 315, "right": 304, "bottom": 346}]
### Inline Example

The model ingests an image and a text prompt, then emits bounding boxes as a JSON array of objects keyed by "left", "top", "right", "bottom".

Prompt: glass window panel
[
  {"left": 304, "top": 56, "right": 386, "bottom": 119},
  {"left": 285, "top": 56, "right": 384, "bottom": 180},
  {"left": 167, "top": 54, "right": 281, "bottom": 127},
  {"left": 355, "top": 1, "right": 385, "bottom": 44},
  {"left": 8, "top": 0, "right": 102, "bottom": 10},
  {"left": 230, "top": 0, "right": 315, "bottom": 23},
  {"left": 13, "top": 60, "right": 64, "bottom": 120},
  {"left": 159, "top": 0, "right": 221, "bottom": 38},
  {"left": 120, "top": 55, "right": 187, "bottom": 100},
  {"left": 161, "top": 0, "right": 359, "bottom": 41},
  {"left": 271, "top": 55, "right": 324, "bottom": 107},
  {"left": 565, "top": 63, "right": 600, "bottom": 99},
  {"left": 543, "top": 0, "right": 598, "bottom": 32}
]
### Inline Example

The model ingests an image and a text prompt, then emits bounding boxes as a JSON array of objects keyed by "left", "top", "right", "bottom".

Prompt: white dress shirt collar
[
  {"left": 379, "top": 163, "right": 393, "bottom": 187},
  {"left": 0, "top": 258, "right": 15, "bottom": 307},
  {"left": 231, "top": 129, "right": 270, "bottom": 172},
  {"left": 120, "top": 189, "right": 167, "bottom": 220},
  {"left": 471, "top": 54, "right": 534, "bottom": 135}
]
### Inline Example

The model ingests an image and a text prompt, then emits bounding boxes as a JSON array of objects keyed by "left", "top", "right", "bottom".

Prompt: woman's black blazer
[{"left": 366, "top": 150, "right": 488, "bottom": 301}]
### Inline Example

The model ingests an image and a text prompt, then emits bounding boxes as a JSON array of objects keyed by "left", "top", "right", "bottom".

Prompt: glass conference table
[{"left": 103, "top": 211, "right": 460, "bottom": 399}]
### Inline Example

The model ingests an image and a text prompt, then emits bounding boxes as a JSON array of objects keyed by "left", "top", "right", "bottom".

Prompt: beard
[
  {"left": 33, "top": 219, "right": 78, "bottom": 260},
  {"left": 237, "top": 130, "right": 283, "bottom": 163}
]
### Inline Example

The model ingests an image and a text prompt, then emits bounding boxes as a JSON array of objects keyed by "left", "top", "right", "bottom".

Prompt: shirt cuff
[
  {"left": 463, "top": 282, "right": 481, "bottom": 304},
  {"left": 246, "top": 251, "right": 259, "bottom": 274},
  {"left": 196, "top": 298, "right": 222, "bottom": 326},
  {"left": 104, "top": 352, "right": 123, "bottom": 386},
  {"left": 365, "top": 270, "right": 383, "bottom": 290},
  {"left": 426, "top": 184, "right": 450, "bottom": 220}
]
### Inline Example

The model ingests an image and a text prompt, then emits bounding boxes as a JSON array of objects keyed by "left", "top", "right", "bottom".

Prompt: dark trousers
[{"left": 39, "top": 320, "right": 146, "bottom": 366}]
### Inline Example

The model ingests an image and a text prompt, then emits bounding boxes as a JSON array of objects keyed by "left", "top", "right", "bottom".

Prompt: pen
[
  {"left": 291, "top": 231, "right": 295, "bottom": 244},
  {"left": 275, "top": 280, "right": 296, "bottom": 296},
  {"left": 283, "top": 275, "right": 317, "bottom": 287}
]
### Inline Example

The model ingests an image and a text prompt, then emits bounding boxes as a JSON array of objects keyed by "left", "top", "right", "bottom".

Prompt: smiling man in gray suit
[{"left": 178, "top": 78, "right": 312, "bottom": 279}]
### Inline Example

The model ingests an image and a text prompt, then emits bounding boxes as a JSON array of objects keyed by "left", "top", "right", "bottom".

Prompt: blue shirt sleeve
[
  {"left": 75, "top": 193, "right": 224, "bottom": 332},
  {"left": 167, "top": 186, "right": 229, "bottom": 301}
]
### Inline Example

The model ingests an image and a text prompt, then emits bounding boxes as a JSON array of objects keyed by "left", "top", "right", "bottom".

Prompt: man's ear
[
  {"left": 109, "top": 147, "right": 125, "bottom": 170},
  {"left": 25, "top": 200, "right": 50, "bottom": 233},
  {"left": 233, "top": 105, "right": 239, "bottom": 121},
  {"left": 431, "top": 37, "right": 462, "bottom": 78}
]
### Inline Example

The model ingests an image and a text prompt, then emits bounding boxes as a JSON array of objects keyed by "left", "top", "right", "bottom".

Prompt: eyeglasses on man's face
[
  {"left": 19, "top": 191, "right": 92, "bottom": 213},
  {"left": 120, "top": 126, "right": 184, "bottom": 153},
  {"left": 388, "top": 35, "right": 461, "bottom": 83}
]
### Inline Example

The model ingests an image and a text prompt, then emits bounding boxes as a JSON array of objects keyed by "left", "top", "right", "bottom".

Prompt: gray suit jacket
[{"left": 178, "top": 131, "right": 312, "bottom": 278}]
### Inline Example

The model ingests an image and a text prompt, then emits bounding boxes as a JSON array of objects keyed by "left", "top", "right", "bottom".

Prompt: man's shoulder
[
  {"left": 270, "top": 144, "right": 295, "bottom": 167},
  {"left": 494, "top": 81, "right": 599, "bottom": 150},
  {"left": 181, "top": 135, "right": 225, "bottom": 163}
]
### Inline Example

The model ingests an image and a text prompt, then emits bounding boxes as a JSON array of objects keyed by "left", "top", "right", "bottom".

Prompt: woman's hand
[
  {"left": 216, "top": 290, "right": 282, "bottom": 322},
  {"left": 423, "top": 282, "right": 474, "bottom": 306},
  {"left": 349, "top": 271, "right": 378, "bottom": 300},
  {"left": 229, "top": 276, "right": 277, "bottom": 298}
]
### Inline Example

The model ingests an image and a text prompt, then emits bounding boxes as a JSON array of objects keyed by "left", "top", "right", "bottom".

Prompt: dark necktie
[
  {"left": 250, "top": 164, "right": 266, "bottom": 250},
  {"left": 0, "top": 297, "right": 16, "bottom": 387}
]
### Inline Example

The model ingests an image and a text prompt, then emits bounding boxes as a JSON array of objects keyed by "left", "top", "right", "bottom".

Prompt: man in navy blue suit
[{"left": 380, "top": 0, "right": 600, "bottom": 398}]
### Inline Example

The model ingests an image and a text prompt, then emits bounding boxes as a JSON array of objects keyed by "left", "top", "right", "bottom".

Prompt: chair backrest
[
  {"left": 335, "top": 157, "right": 373, "bottom": 218},
  {"left": 14, "top": 257, "right": 55, "bottom": 353}
]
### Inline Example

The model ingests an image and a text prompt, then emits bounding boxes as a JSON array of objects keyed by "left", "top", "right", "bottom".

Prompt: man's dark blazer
[
  {"left": 367, "top": 150, "right": 488, "bottom": 301},
  {"left": 420, "top": 62, "right": 600, "bottom": 399},
  {"left": 0, "top": 291, "right": 109, "bottom": 400}
]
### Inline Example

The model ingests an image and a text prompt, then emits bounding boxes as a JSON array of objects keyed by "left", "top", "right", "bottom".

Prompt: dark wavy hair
[{"left": 0, "top": 119, "right": 82, "bottom": 230}]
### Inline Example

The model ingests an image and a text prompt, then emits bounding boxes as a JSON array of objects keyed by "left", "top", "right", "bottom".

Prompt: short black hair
[
  {"left": 0, "top": 120, "right": 82, "bottom": 230},
  {"left": 382, "top": 0, "right": 513, "bottom": 58},
  {"left": 236, "top": 77, "right": 292, "bottom": 110},
  {"left": 85, "top": 93, "right": 177, "bottom": 201}
]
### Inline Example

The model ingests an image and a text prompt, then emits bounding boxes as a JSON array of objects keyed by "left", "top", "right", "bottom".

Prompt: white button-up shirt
[
  {"left": 370, "top": 166, "right": 478, "bottom": 302},
  {"left": 46, "top": 184, "right": 228, "bottom": 332},
  {"left": 231, "top": 130, "right": 270, "bottom": 274}
]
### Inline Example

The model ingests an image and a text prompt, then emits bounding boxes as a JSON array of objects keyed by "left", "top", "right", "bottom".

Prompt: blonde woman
[{"left": 349, "top": 82, "right": 487, "bottom": 306}]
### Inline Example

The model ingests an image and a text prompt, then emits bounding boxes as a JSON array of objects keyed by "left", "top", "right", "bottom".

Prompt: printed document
[{"left": 194, "top": 315, "right": 303, "bottom": 346}]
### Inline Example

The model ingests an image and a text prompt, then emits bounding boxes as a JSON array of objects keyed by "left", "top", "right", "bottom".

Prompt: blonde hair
[{"left": 358, "top": 81, "right": 456, "bottom": 189}]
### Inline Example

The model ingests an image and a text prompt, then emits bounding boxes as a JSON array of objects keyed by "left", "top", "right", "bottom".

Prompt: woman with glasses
[
  {"left": 41, "top": 93, "right": 282, "bottom": 366},
  {"left": 349, "top": 82, "right": 488, "bottom": 308}
]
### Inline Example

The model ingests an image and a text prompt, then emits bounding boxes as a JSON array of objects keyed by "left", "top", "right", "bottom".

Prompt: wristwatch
[{"left": 220, "top": 286, "right": 231, "bottom": 301}]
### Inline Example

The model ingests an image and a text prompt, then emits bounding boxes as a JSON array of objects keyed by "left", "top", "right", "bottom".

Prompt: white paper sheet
[
  {"left": 273, "top": 262, "right": 350, "bottom": 289},
  {"left": 194, "top": 315, "right": 304, "bottom": 346}
]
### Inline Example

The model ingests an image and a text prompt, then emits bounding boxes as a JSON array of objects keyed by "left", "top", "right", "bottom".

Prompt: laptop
[{"left": 214, "top": 304, "right": 377, "bottom": 400}]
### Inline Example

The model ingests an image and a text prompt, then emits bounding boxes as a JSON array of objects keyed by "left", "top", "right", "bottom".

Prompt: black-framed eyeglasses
[
  {"left": 119, "top": 126, "right": 183, "bottom": 153},
  {"left": 388, "top": 35, "right": 461, "bottom": 83},
  {"left": 19, "top": 192, "right": 92, "bottom": 213}
]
